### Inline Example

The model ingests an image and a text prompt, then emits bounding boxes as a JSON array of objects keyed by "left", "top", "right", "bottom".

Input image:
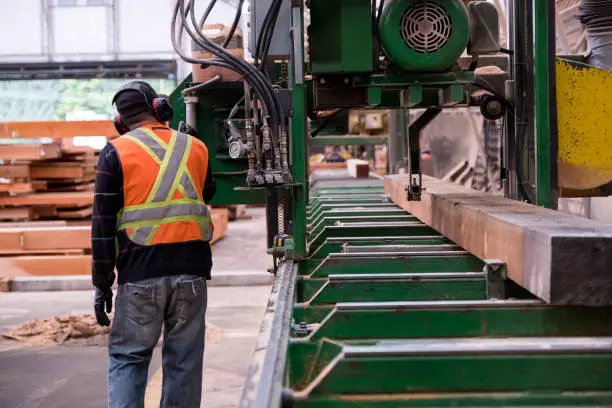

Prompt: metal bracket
[
  {"left": 406, "top": 108, "right": 442, "bottom": 201},
  {"left": 484, "top": 259, "right": 508, "bottom": 300},
  {"left": 406, "top": 173, "right": 423, "bottom": 201}
]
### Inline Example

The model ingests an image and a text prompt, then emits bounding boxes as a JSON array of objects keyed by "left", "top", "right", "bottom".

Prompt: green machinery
[{"left": 167, "top": 0, "right": 612, "bottom": 406}]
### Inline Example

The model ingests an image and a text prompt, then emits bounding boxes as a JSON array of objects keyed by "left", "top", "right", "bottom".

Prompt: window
[
  {"left": 87, "top": 0, "right": 106, "bottom": 5},
  {"left": 57, "top": 0, "right": 77, "bottom": 6}
]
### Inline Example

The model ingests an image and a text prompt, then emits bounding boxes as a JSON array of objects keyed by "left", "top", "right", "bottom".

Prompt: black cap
[{"left": 113, "top": 81, "right": 158, "bottom": 123}]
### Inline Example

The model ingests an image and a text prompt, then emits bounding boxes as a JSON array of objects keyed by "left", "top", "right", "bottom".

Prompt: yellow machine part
[{"left": 557, "top": 59, "right": 612, "bottom": 194}]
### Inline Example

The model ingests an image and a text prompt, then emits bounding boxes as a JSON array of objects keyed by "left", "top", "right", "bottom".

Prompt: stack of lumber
[
  {"left": 0, "top": 221, "right": 91, "bottom": 279},
  {"left": 0, "top": 142, "right": 97, "bottom": 221},
  {"left": 0, "top": 208, "right": 229, "bottom": 279}
]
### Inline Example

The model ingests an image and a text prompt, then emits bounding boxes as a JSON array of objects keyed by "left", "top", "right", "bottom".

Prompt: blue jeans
[{"left": 108, "top": 275, "right": 207, "bottom": 408}]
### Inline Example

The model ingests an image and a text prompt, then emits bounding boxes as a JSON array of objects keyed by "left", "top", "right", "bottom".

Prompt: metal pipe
[
  {"left": 245, "top": 119, "right": 257, "bottom": 183},
  {"left": 184, "top": 96, "right": 198, "bottom": 128},
  {"left": 181, "top": 75, "right": 221, "bottom": 94},
  {"left": 335, "top": 299, "right": 542, "bottom": 311}
]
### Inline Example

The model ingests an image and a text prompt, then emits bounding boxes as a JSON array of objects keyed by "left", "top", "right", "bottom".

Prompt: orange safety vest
[{"left": 111, "top": 125, "right": 213, "bottom": 246}]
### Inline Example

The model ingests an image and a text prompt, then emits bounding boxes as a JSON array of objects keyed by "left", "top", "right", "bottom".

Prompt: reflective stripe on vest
[{"left": 116, "top": 128, "right": 213, "bottom": 245}]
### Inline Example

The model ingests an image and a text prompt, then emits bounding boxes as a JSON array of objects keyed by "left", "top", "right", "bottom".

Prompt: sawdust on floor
[{"left": 1, "top": 314, "right": 223, "bottom": 348}]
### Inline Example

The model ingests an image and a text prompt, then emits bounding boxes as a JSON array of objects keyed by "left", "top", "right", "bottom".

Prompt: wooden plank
[
  {"left": 0, "top": 226, "right": 90, "bottom": 253},
  {"left": 211, "top": 208, "right": 229, "bottom": 245},
  {"left": 0, "top": 249, "right": 85, "bottom": 255},
  {"left": 0, "top": 255, "right": 91, "bottom": 277},
  {"left": 30, "top": 165, "right": 85, "bottom": 179},
  {"left": 46, "top": 182, "right": 95, "bottom": 192},
  {"left": 346, "top": 159, "right": 370, "bottom": 178},
  {"left": 0, "top": 191, "right": 93, "bottom": 207},
  {"left": 59, "top": 138, "right": 100, "bottom": 153},
  {"left": 0, "top": 120, "right": 118, "bottom": 139},
  {"left": 385, "top": 175, "right": 612, "bottom": 306},
  {"left": 57, "top": 206, "right": 93, "bottom": 219},
  {"left": 0, "top": 144, "right": 61, "bottom": 161},
  {"left": 0, "top": 165, "right": 30, "bottom": 179},
  {"left": 0, "top": 181, "right": 47, "bottom": 193},
  {"left": 0, "top": 207, "right": 32, "bottom": 221},
  {"left": 32, "top": 206, "right": 58, "bottom": 218},
  {"left": 0, "top": 220, "right": 67, "bottom": 228}
]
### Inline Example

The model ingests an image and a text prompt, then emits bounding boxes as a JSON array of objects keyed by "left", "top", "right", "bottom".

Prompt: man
[{"left": 92, "top": 80, "right": 216, "bottom": 408}]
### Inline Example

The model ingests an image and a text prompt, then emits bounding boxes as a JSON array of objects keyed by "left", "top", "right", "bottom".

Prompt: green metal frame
[
  {"left": 163, "top": 0, "right": 569, "bottom": 404},
  {"left": 534, "top": 0, "right": 559, "bottom": 208},
  {"left": 290, "top": 5, "right": 308, "bottom": 258}
]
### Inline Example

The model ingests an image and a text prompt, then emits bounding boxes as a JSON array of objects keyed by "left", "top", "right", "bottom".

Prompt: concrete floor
[{"left": 0, "top": 207, "right": 272, "bottom": 408}]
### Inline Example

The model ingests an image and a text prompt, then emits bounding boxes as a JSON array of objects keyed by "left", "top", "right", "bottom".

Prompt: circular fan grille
[{"left": 400, "top": 1, "right": 452, "bottom": 54}]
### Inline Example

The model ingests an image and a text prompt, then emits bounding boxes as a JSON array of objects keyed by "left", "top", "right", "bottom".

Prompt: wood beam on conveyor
[{"left": 385, "top": 175, "right": 612, "bottom": 306}]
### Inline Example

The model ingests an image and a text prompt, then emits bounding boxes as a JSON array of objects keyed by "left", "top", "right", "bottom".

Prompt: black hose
[
  {"left": 377, "top": 0, "right": 385, "bottom": 25},
  {"left": 198, "top": 0, "right": 217, "bottom": 28},
  {"left": 223, "top": 0, "right": 244, "bottom": 48},
  {"left": 182, "top": 0, "right": 277, "bottom": 125},
  {"left": 257, "top": 0, "right": 282, "bottom": 68},
  {"left": 171, "top": 1, "right": 268, "bottom": 121},
  {"left": 188, "top": 0, "right": 282, "bottom": 126},
  {"left": 172, "top": 0, "right": 285, "bottom": 162},
  {"left": 255, "top": 0, "right": 279, "bottom": 61},
  {"left": 184, "top": 0, "right": 284, "bottom": 153}
]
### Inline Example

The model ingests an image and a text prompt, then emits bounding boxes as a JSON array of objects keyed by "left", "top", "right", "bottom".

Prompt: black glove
[
  {"left": 94, "top": 286, "right": 113, "bottom": 326},
  {"left": 179, "top": 121, "right": 199, "bottom": 138}
]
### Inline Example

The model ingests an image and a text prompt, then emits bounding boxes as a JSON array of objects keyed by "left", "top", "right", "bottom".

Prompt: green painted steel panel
[
  {"left": 307, "top": 208, "right": 406, "bottom": 230},
  {"left": 308, "top": 223, "right": 438, "bottom": 250},
  {"left": 294, "top": 393, "right": 612, "bottom": 407},
  {"left": 309, "top": 355, "right": 612, "bottom": 394},
  {"left": 308, "top": 253, "right": 484, "bottom": 278},
  {"left": 308, "top": 215, "right": 416, "bottom": 239},
  {"left": 168, "top": 76, "right": 265, "bottom": 205},
  {"left": 307, "top": 236, "right": 451, "bottom": 262},
  {"left": 301, "top": 305, "right": 612, "bottom": 340},
  {"left": 300, "top": 279, "right": 486, "bottom": 305},
  {"left": 309, "top": 0, "right": 374, "bottom": 74}
]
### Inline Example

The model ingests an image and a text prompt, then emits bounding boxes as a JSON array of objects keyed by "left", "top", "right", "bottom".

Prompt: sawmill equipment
[{"left": 166, "top": 0, "right": 612, "bottom": 406}]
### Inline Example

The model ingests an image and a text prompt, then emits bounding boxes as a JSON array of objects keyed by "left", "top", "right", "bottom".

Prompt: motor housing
[{"left": 379, "top": 0, "right": 470, "bottom": 72}]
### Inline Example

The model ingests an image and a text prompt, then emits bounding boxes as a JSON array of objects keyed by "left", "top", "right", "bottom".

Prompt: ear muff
[
  {"left": 113, "top": 114, "right": 130, "bottom": 135},
  {"left": 111, "top": 81, "right": 173, "bottom": 126},
  {"left": 151, "top": 97, "right": 174, "bottom": 123}
]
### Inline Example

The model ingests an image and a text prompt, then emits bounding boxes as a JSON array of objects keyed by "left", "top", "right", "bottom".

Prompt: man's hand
[
  {"left": 178, "top": 121, "right": 199, "bottom": 138},
  {"left": 94, "top": 286, "right": 113, "bottom": 326}
]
